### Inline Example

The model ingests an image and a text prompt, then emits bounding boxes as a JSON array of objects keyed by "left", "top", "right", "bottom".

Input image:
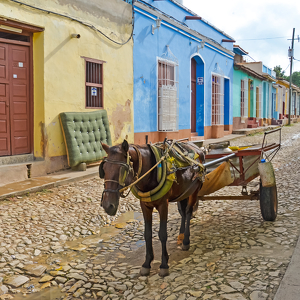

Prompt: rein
[{"left": 102, "top": 145, "right": 143, "bottom": 198}]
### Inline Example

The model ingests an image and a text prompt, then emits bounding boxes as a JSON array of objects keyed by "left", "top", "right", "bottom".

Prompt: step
[
  {"left": 247, "top": 124, "right": 258, "bottom": 128},
  {"left": 0, "top": 163, "right": 29, "bottom": 187},
  {"left": 0, "top": 159, "right": 48, "bottom": 187},
  {"left": 0, "top": 153, "right": 34, "bottom": 165},
  {"left": 191, "top": 136, "right": 201, "bottom": 141}
]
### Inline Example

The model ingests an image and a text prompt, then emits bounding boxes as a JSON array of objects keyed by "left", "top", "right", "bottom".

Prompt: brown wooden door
[
  {"left": 191, "top": 58, "right": 196, "bottom": 132},
  {"left": 0, "top": 42, "right": 30, "bottom": 156},
  {"left": 0, "top": 43, "right": 10, "bottom": 156}
]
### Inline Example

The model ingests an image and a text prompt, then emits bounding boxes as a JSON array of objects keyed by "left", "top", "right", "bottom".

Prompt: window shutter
[{"left": 158, "top": 85, "right": 177, "bottom": 131}]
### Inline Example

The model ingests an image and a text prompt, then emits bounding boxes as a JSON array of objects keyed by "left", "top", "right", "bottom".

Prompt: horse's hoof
[
  {"left": 159, "top": 268, "right": 169, "bottom": 277},
  {"left": 181, "top": 243, "right": 190, "bottom": 251},
  {"left": 140, "top": 267, "right": 151, "bottom": 276}
]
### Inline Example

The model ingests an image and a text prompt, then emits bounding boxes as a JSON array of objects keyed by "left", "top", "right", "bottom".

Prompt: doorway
[
  {"left": 191, "top": 58, "right": 196, "bottom": 133},
  {"left": 190, "top": 55, "right": 204, "bottom": 136},
  {"left": 0, "top": 42, "right": 31, "bottom": 156}
]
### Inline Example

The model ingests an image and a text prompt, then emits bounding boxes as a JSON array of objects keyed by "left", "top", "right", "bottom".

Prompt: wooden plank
[{"left": 185, "top": 16, "right": 202, "bottom": 20}]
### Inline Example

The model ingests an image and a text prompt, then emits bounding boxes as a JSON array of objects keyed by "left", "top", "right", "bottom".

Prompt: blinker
[{"left": 99, "top": 161, "right": 105, "bottom": 178}]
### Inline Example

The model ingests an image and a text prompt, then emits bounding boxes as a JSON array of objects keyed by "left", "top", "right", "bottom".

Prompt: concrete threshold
[
  {"left": 232, "top": 125, "right": 280, "bottom": 135},
  {"left": 0, "top": 165, "right": 99, "bottom": 200}
]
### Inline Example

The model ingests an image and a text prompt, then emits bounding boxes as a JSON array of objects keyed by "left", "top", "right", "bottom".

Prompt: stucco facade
[
  {"left": 132, "top": 0, "right": 234, "bottom": 143},
  {"left": 0, "top": 0, "right": 133, "bottom": 173}
]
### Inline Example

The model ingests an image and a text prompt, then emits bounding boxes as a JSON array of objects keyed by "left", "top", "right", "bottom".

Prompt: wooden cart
[{"left": 199, "top": 127, "right": 281, "bottom": 221}]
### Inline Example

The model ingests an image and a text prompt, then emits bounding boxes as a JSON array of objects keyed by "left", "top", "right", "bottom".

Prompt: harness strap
[
  {"left": 104, "top": 179, "right": 120, "bottom": 185},
  {"left": 168, "top": 177, "right": 201, "bottom": 203},
  {"left": 131, "top": 145, "right": 143, "bottom": 178}
]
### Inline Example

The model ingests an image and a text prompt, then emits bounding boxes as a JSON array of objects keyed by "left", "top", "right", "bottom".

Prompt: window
[
  {"left": 211, "top": 74, "right": 224, "bottom": 125},
  {"left": 158, "top": 60, "right": 178, "bottom": 131},
  {"left": 240, "top": 78, "right": 248, "bottom": 118},
  {"left": 83, "top": 57, "right": 104, "bottom": 108}
]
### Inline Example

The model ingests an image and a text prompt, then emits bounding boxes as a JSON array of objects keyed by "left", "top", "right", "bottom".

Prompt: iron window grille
[
  {"left": 211, "top": 74, "right": 224, "bottom": 125},
  {"left": 82, "top": 57, "right": 104, "bottom": 108}
]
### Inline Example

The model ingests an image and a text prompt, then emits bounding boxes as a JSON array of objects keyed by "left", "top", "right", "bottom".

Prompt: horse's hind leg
[
  {"left": 177, "top": 198, "right": 188, "bottom": 245},
  {"left": 157, "top": 199, "right": 169, "bottom": 277},
  {"left": 140, "top": 201, "right": 154, "bottom": 276},
  {"left": 182, "top": 192, "right": 199, "bottom": 251}
]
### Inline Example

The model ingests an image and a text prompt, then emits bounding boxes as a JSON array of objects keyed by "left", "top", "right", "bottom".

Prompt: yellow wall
[{"left": 0, "top": 0, "right": 133, "bottom": 161}]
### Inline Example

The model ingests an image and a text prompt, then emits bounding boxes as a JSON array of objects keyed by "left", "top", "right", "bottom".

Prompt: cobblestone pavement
[{"left": 1, "top": 124, "right": 300, "bottom": 300}]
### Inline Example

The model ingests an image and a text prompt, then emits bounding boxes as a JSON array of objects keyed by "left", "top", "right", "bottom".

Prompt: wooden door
[
  {"left": 0, "top": 43, "right": 10, "bottom": 156},
  {"left": 10, "top": 44, "right": 30, "bottom": 155},
  {"left": 191, "top": 58, "right": 196, "bottom": 132},
  {"left": 0, "top": 42, "right": 30, "bottom": 156}
]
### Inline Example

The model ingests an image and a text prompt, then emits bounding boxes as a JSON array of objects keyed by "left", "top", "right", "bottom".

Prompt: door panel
[
  {"left": 0, "top": 84, "right": 10, "bottom": 155},
  {"left": 0, "top": 44, "right": 8, "bottom": 83},
  {"left": 191, "top": 58, "right": 196, "bottom": 133},
  {"left": 9, "top": 44, "right": 30, "bottom": 155},
  {"left": 0, "top": 42, "right": 10, "bottom": 156}
]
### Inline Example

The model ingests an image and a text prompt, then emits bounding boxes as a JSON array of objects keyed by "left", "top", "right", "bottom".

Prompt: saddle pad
[{"left": 59, "top": 110, "right": 112, "bottom": 167}]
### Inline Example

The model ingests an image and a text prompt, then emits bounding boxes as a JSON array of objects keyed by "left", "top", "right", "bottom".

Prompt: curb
[{"left": 0, "top": 171, "right": 99, "bottom": 201}]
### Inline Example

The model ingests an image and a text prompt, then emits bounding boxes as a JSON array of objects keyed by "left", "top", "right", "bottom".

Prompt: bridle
[{"left": 100, "top": 145, "right": 142, "bottom": 205}]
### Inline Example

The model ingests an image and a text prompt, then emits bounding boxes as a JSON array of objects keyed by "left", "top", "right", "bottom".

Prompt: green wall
[{"left": 233, "top": 69, "right": 263, "bottom": 118}]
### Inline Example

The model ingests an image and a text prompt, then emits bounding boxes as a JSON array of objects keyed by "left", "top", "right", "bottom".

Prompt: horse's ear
[
  {"left": 121, "top": 139, "right": 129, "bottom": 154},
  {"left": 101, "top": 142, "right": 110, "bottom": 154}
]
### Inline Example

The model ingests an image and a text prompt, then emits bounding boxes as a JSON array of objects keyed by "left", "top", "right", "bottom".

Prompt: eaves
[
  {"left": 234, "top": 63, "right": 265, "bottom": 81},
  {"left": 262, "top": 73, "right": 276, "bottom": 82},
  {"left": 168, "top": 0, "right": 235, "bottom": 40},
  {"left": 134, "top": 1, "right": 234, "bottom": 59}
]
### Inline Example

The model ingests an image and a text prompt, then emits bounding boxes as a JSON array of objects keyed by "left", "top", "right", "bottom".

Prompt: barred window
[
  {"left": 241, "top": 78, "right": 248, "bottom": 119},
  {"left": 83, "top": 57, "right": 104, "bottom": 108},
  {"left": 158, "top": 60, "right": 179, "bottom": 131},
  {"left": 212, "top": 75, "right": 224, "bottom": 125}
]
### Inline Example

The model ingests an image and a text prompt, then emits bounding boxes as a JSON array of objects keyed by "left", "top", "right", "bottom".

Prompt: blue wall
[
  {"left": 140, "top": 0, "right": 233, "bottom": 51},
  {"left": 133, "top": 1, "right": 234, "bottom": 135}
]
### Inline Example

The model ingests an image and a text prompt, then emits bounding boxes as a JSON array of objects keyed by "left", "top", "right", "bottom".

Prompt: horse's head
[{"left": 99, "top": 140, "right": 134, "bottom": 216}]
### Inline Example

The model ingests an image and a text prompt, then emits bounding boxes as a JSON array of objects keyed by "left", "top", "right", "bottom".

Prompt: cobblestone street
[{"left": 1, "top": 124, "right": 300, "bottom": 300}]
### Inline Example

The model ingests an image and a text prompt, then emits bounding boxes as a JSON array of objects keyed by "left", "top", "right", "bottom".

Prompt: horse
[{"left": 100, "top": 139, "right": 205, "bottom": 277}]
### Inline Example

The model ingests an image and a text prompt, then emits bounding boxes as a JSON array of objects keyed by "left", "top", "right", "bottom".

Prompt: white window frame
[
  {"left": 157, "top": 57, "right": 179, "bottom": 132},
  {"left": 211, "top": 73, "right": 224, "bottom": 125}
]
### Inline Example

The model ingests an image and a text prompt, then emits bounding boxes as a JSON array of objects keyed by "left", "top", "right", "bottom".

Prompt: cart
[{"left": 198, "top": 127, "right": 281, "bottom": 221}]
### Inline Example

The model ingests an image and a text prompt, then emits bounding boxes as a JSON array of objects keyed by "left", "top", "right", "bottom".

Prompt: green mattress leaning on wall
[{"left": 59, "top": 110, "right": 112, "bottom": 168}]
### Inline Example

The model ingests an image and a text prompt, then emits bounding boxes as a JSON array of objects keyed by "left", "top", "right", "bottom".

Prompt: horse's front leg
[
  {"left": 140, "top": 201, "right": 154, "bottom": 276},
  {"left": 157, "top": 199, "right": 169, "bottom": 277}
]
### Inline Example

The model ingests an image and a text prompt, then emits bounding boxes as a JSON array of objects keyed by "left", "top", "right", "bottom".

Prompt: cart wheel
[{"left": 259, "top": 182, "right": 278, "bottom": 221}]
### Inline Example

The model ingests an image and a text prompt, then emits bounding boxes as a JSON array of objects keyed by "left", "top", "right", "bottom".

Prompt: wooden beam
[
  {"left": 0, "top": 19, "right": 44, "bottom": 32},
  {"left": 222, "top": 39, "right": 236, "bottom": 43},
  {"left": 199, "top": 195, "right": 259, "bottom": 201},
  {"left": 185, "top": 16, "right": 202, "bottom": 20}
]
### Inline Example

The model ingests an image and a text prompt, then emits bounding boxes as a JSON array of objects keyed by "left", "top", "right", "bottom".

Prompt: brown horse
[{"left": 100, "top": 140, "right": 205, "bottom": 277}]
